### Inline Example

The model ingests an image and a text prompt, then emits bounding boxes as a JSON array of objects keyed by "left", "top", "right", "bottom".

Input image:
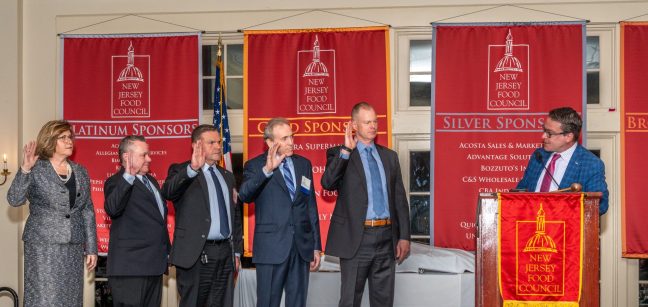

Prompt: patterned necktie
[
  {"left": 539, "top": 153, "right": 561, "bottom": 192},
  {"left": 282, "top": 160, "right": 296, "bottom": 201},
  {"left": 208, "top": 167, "right": 230, "bottom": 238},
  {"left": 365, "top": 147, "right": 386, "bottom": 216},
  {"left": 141, "top": 176, "right": 164, "bottom": 217}
]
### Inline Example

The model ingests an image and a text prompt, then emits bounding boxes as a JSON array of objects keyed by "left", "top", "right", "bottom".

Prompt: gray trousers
[{"left": 338, "top": 225, "right": 395, "bottom": 307}]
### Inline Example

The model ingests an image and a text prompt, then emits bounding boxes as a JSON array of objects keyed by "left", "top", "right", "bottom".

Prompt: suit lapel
[
  {"left": 138, "top": 175, "right": 166, "bottom": 222},
  {"left": 350, "top": 149, "right": 368, "bottom": 194},
  {"left": 561, "top": 145, "right": 582, "bottom": 189},
  {"left": 292, "top": 156, "right": 306, "bottom": 203},
  {"left": 197, "top": 168, "right": 212, "bottom": 213}
]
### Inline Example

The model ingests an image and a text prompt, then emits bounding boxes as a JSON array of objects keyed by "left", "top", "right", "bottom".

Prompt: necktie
[
  {"left": 365, "top": 147, "right": 386, "bottom": 216},
  {"left": 208, "top": 167, "right": 230, "bottom": 238},
  {"left": 282, "top": 160, "right": 296, "bottom": 201},
  {"left": 141, "top": 176, "right": 164, "bottom": 217},
  {"left": 539, "top": 153, "right": 561, "bottom": 192}
]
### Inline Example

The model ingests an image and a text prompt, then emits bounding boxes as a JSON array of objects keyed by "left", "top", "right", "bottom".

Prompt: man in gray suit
[
  {"left": 322, "top": 102, "right": 411, "bottom": 307},
  {"left": 239, "top": 117, "right": 321, "bottom": 307}
]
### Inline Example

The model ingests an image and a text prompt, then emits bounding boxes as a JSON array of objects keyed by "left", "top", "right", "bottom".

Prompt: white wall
[
  {"left": 0, "top": 0, "right": 22, "bottom": 306},
  {"left": 4, "top": 0, "right": 645, "bottom": 306}
]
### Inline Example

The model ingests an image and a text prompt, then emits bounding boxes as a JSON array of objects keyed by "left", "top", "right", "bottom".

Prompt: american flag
[{"left": 214, "top": 42, "right": 232, "bottom": 171}]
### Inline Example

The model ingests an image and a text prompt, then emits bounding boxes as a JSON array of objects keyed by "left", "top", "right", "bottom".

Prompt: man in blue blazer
[
  {"left": 239, "top": 117, "right": 321, "bottom": 307},
  {"left": 516, "top": 107, "right": 609, "bottom": 214}
]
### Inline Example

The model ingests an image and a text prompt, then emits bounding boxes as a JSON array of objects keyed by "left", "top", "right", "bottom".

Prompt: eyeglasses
[
  {"left": 542, "top": 129, "right": 568, "bottom": 138},
  {"left": 57, "top": 135, "right": 75, "bottom": 142}
]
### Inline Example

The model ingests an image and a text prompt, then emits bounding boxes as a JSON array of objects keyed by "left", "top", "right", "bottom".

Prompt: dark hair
[
  {"left": 191, "top": 124, "right": 218, "bottom": 143},
  {"left": 118, "top": 135, "right": 146, "bottom": 164},
  {"left": 35, "top": 120, "right": 74, "bottom": 159},
  {"left": 351, "top": 102, "right": 374, "bottom": 120},
  {"left": 263, "top": 117, "right": 290, "bottom": 141},
  {"left": 548, "top": 107, "right": 582, "bottom": 140}
]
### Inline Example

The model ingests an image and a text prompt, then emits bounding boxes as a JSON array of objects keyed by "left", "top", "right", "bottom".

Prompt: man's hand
[
  {"left": 310, "top": 251, "right": 321, "bottom": 272},
  {"left": 190, "top": 140, "right": 205, "bottom": 171},
  {"left": 342, "top": 121, "right": 356, "bottom": 154},
  {"left": 263, "top": 143, "right": 285, "bottom": 173},
  {"left": 395, "top": 240, "right": 410, "bottom": 264},
  {"left": 235, "top": 256, "right": 241, "bottom": 272}
]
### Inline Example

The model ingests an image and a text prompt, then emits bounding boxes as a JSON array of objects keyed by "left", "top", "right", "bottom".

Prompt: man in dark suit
[
  {"left": 104, "top": 135, "right": 170, "bottom": 307},
  {"left": 321, "top": 102, "right": 411, "bottom": 307},
  {"left": 516, "top": 107, "right": 610, "bottom": 214},
  {"left": 162, "top": 125, "right": 242, "bottom": 307},
  {"left": 239, "top": 117, "right": 321, "bottom": 307}
]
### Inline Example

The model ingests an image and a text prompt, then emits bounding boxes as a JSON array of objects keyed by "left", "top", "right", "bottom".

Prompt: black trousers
[
  {"left": 338, "top": 225, "right": 395, "bottom": 307},
  {"left": 176, "top": 240, "right": 234, "bottom": 307},
  {"left": 109, "top": 275, "right": 162, "bottom": 307}
]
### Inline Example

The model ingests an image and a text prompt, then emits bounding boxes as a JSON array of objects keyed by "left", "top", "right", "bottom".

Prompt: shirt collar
[
  {"left": 554, "top": 142, "right": 578, "bottom": 162},
  {"left": 356, "top": 141, "right": 376, "bottom": 153}
]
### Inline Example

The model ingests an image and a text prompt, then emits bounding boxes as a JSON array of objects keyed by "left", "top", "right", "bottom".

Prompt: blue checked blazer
[{"left": 516, "top": 145, "right": 609, "bottom": 214}]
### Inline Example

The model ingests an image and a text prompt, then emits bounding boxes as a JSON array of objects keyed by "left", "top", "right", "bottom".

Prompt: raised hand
[
  {"left": 263, "top": 143, "right": 285, "bottom": 173},
  {"left": 190, "top": 140, "right": 205, "bottom": 171},
  {"left": 124, "top": 152, "right": 138, "bottom": 175},
  {"left": 343, "top": 121, "right": 356, "bottom": 152},
  {"left": 21, "top": 141, "right": 37, "bottom": 173}
]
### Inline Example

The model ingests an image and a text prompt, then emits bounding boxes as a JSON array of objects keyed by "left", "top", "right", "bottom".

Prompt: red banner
[
  {"left": 621, "top": 22, "right": 648, "bottom": 258},
  {"left": 61, "top": 34, "right": 201, "bottom": 254},
  {"left": 499, "top": 193, "right": 583, "bottom": 306},
  {"left": 432, "top": 23, "right": 585, "bottom": 250},
  {"left": 244, "top": 27, "right": 391, "bottom": 256}
]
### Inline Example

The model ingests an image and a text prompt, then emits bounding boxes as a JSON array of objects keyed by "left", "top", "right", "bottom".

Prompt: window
[
  {"left": 202, "top": 44, "right": 244, "bottom": 110},
  {"left": 409, "top": 151, "right": 430, "bottom": 242},
  {"left": 586, "top": 36, "right": 600, "bottom": 105},
  {"left": 409, "top": 40, "right": 432, "bottom": 107}
]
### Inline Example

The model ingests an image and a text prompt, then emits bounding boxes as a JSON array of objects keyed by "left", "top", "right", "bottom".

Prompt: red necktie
[{"left": 539, "top": 153, "right": 561, "bottom": 192}]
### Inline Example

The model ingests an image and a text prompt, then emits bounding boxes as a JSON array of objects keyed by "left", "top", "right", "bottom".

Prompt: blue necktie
[
  {"left": 141, "top": 176, "right": 164, "bottom": 217},
  {"left": 282, "top": 160, "right": 296, "bottom": 201},
  {"left": 366, "top": 147, "right": 386, "bottom": 217},
  {"left": 208, "top": 167, "right": 230, "bottom": 238}
]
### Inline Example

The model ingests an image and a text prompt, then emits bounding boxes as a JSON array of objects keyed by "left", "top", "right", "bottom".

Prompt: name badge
[{"left": 300, "top": 176, "right": 311, "bottom": 194}]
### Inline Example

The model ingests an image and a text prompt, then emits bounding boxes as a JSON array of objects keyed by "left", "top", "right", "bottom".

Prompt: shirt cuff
[
  {"left": 235, "top": 253, "right": 241, "bottom": 258},
  {"left": 122, "top": 173, "right": 136, "bottom": 185},
  {"left": 340, "top": 152, "right": 350, "bottom": 159},
  {"left": 186, "top": 165, "right": 198, "bottom": 178},
  {"left": 262, "top": 167, "right": 273, "bottom": 178}
]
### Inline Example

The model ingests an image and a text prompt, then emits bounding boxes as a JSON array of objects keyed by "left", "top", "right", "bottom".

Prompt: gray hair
[
  {"left": 263, "top": 117, "right": 290, "bottom": 140},
  {"left": 118, "top": 135, "right": 146, "bottom": 164}
]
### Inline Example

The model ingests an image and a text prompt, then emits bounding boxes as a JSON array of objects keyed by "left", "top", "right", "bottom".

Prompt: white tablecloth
[{"left": 234, "top": 269, "right": 474, "bottom": 307}]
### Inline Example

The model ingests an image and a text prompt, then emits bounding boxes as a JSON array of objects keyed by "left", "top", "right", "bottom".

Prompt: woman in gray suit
[{"left": 7, "top": 120, "right": 98, "bottom": 306}]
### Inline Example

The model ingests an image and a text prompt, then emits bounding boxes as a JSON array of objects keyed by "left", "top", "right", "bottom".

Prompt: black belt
[{"left": 205, "top": 238, "right": 230, "bottom": 245}]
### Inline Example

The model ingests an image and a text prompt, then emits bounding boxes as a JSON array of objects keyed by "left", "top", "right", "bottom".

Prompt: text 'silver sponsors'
[
  {"left": 112, "top": 41, "right": 151, "bottom": 118},
  {"left": 297, "top": 35, "right": 337, "bottom": 114},
  {"left": 488, "top": 30, "right": 530, "bottom": 111}
]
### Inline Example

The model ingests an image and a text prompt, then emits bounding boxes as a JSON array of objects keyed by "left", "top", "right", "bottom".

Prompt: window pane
[
  {"left": 587, "top": 71, "right": 599, "bottom": 105},
  {"left": 410, "top": 151, "right": 430, "bottom": 192},
  {"left": 410, "top": 195, "right": 430, "bottom": 236},
  {"left": 227, "top": 78, "right": 243, "bottom": 109},
  {"left": 586, "top": 36, "right": 600, "bottom": 69},
  {"left": 203, "top": 79, "right": 214, "bottom": 110},
  {"left": 202, "top": 45, "right": 217, "bottom": 76},
  {"left": 410, "top": 81, "right": 431, "bottom": 106},
  {"left": 410, "top": 40, "right": 432, "bottom": 73},
  {"left": 227, "top": 44, "right": 244, "bottom": 76}
]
